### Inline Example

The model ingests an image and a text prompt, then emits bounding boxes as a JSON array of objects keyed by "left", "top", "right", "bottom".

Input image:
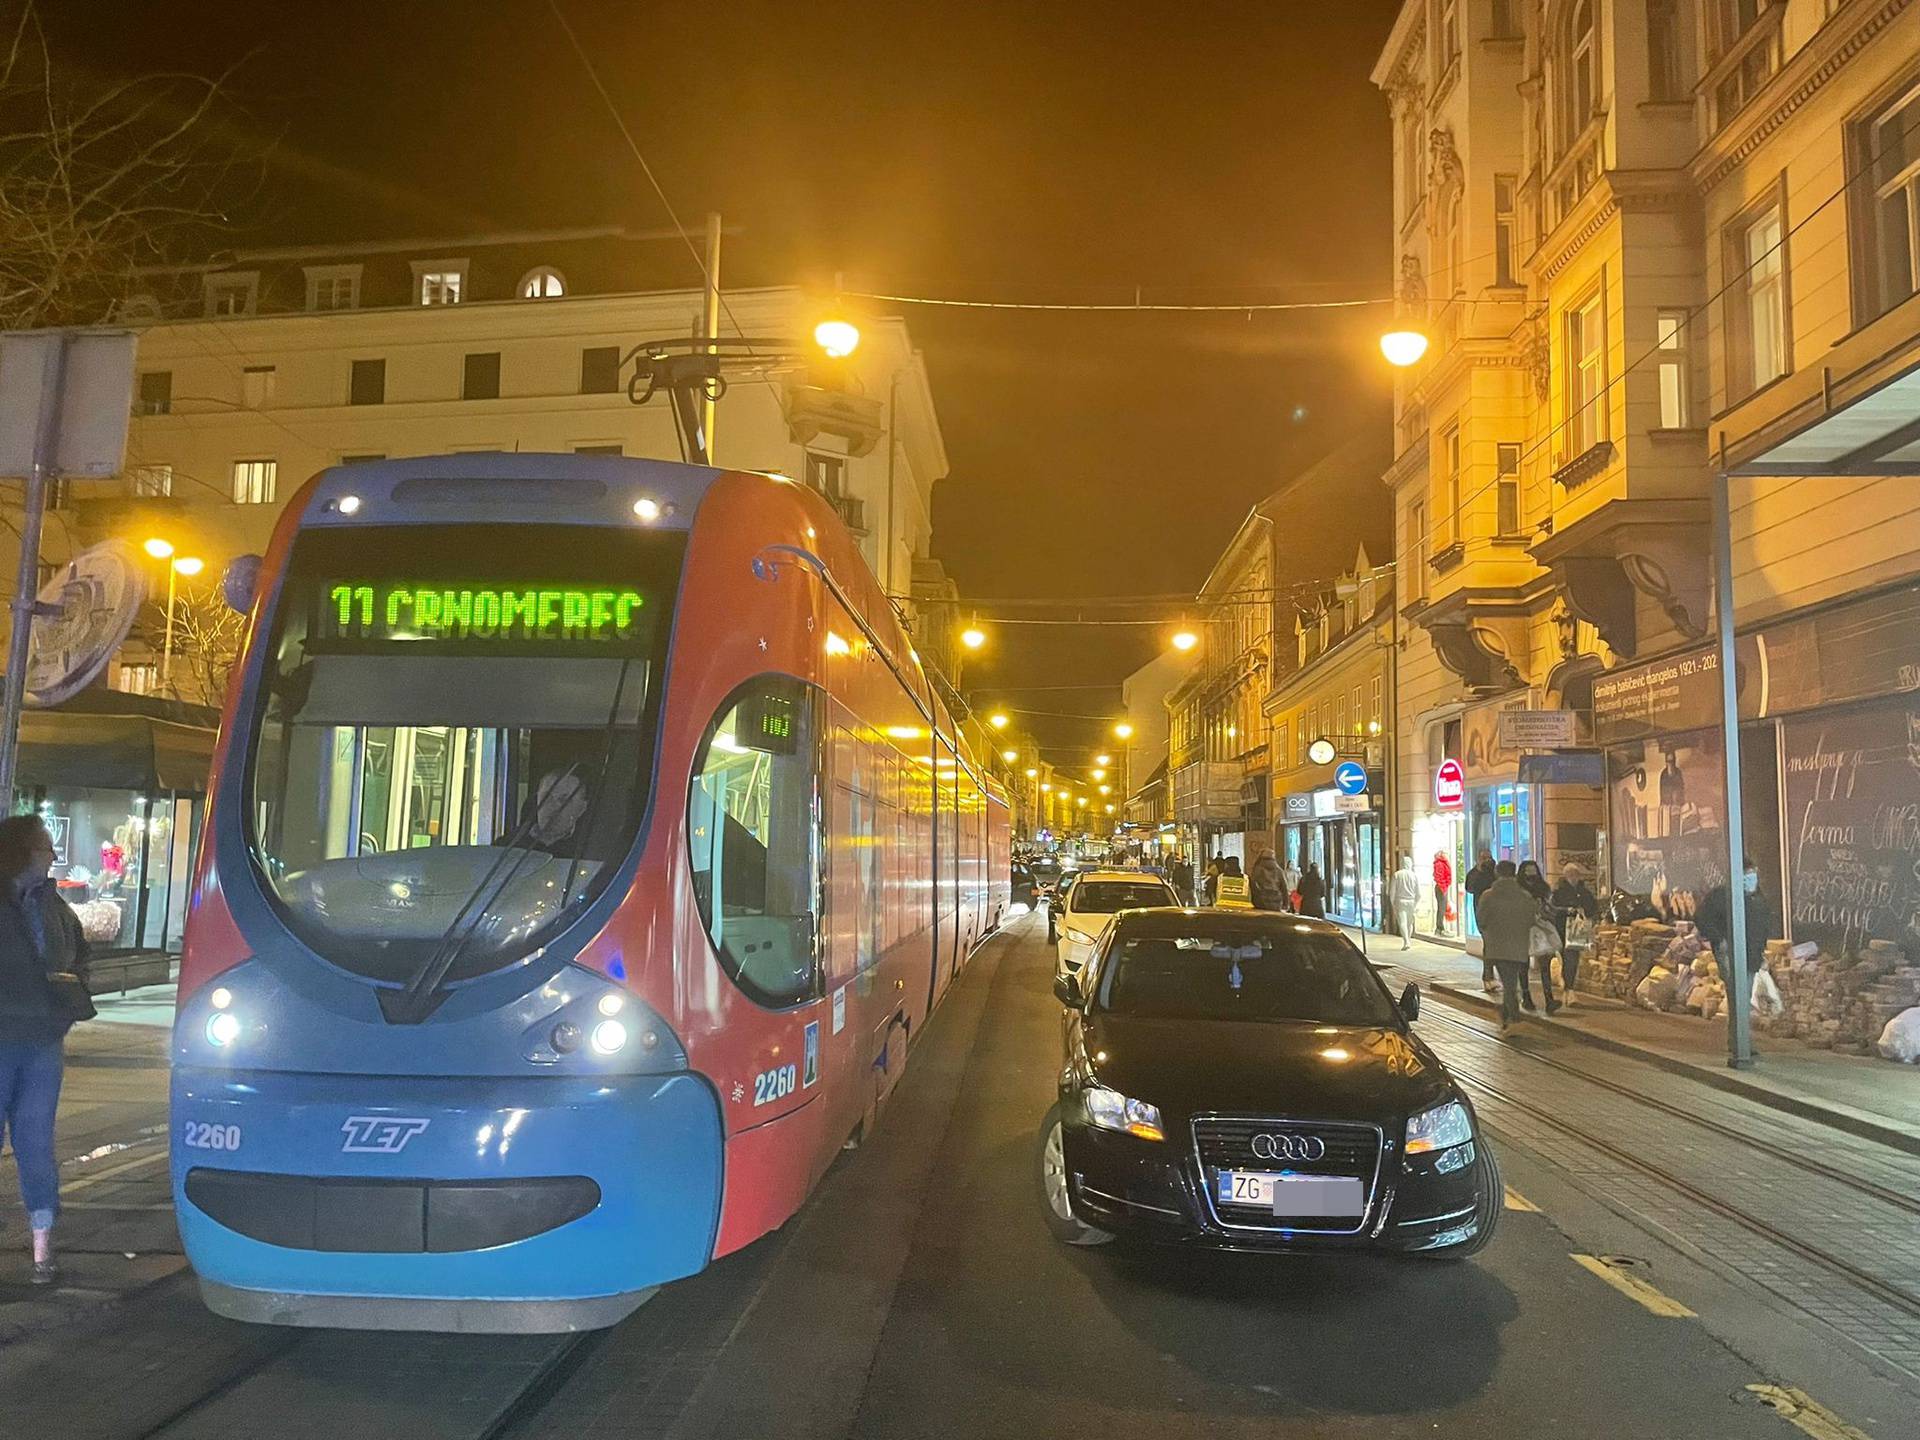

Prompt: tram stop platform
[{"left": 1354, "top": 929, "right": 1920, "bottom": 1153}]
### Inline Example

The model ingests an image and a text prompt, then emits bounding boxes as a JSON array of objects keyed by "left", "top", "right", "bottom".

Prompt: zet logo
[{"left": 340, "top": 1116, "right": 431, "bottom": 1154}]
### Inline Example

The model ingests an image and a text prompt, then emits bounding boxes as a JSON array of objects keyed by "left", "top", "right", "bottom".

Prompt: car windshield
[
  {"left": 1096, "top": 926, "right": 1399, "bottom": 1026},
  {"left": 1072, "top": 880, "right": 1175, "bottom": 913},
  {"left": 245, "top": 522, "right": 683, "bottom": 983}
]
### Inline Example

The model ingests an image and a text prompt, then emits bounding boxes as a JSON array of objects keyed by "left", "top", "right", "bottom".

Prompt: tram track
[
  {"left": 1416, "top": 1008, "right": 1920, "bottom": 1329},
  {"left": 1417, "top": 1002, "right": 1920, "bottom": 1220}
]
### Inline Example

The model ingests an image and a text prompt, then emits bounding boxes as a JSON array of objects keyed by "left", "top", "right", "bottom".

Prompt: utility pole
[
  {"left": 700, "top": 211, "right": 722, "bottom": 465},
  {"left": 0, "top": 333, "right": 69, "bottom": 802},
  {"left": 1713, "top": 464, "right": 1754, "bottom": 1069}
]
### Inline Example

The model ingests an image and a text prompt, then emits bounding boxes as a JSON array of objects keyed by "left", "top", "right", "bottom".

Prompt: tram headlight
[
  {"left": 590, "top": 1019, "right": 629, "bottom": 1056},
  {"left": 210, "top": 987, "right": 233, "bottom": 1011},
  {"left": 206, "top": 1011, "right": 241, "bottom": 1048},
  {"left": 597, "top": 992, "right": 625, "bottom": 1017}
]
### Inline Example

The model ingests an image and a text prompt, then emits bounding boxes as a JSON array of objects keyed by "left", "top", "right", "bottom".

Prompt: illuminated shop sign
[
  {"left": 1434, "top": 759, "right": 1465, "bottom": 809},
  {"left": 321, "top": 582, "right": 646, "bottom": 644}
]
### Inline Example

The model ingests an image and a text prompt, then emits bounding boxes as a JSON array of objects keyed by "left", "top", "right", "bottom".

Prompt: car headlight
[
  {"left": 1084, "top": 1083, "right": 1165, "bottom": 1142},
  {"left": 1405, "top": 1099, "right": 1474, "bottom": 1154}
]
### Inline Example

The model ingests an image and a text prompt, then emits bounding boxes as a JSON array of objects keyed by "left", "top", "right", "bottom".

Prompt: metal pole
[
  {"left": 0, "top": 332, "right": 70, "bottom": 806},
  {"left": 162, "top": 562, "right": 177, "bottom": 690},
  {"left": 1713, "top": 466, "right": 1754, "bottom": 1069},
  {"left": 886, "top": 368, "right": 899, "bottom": 595},
  {"left": 700, "top": 211, "right": 722, "bottom": 465}
]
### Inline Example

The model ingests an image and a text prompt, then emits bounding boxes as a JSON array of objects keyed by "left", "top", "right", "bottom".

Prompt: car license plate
[{"left": 1217, "top": 1171, "right": 1364, "bottom": 1217}]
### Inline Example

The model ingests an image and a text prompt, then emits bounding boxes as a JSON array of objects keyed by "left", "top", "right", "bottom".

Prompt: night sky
[{"left": 53, "top": 0, "right": 1400, "bottom": 767}]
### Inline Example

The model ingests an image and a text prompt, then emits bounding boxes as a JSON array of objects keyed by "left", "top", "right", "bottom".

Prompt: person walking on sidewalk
[
  {"left": 1697, "top": 858, "right": 1781, "bottom": 1005},
  {"left": 1430, "top": 850, "right": 1453, "bottom": 938},
  {"left": 1388, "top": 855, "right": 1420, "bottom": 949},
  {"left": 1551, "top": 863, "right": 1599, "bottom": 996},
  {"left": 1477, "top": 860, "right": 1539, "bottom": 1031},
  {"left": 1297, "top": 863, "right": 1328, "bottom": 919},
  {"left": 1463, "top": 849, "right": 1498, "bottom": 992},
  {"left": 1250, "top": 852, "right": 1288, "bottom": 912},
  {"left": 0, "top": 814, "right": 91, "bottom": 1286}
]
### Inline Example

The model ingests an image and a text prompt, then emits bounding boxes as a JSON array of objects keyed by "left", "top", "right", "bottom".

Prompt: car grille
[{"left": 1191, "top": 1116, "right": 1383, "bottom": 1234}]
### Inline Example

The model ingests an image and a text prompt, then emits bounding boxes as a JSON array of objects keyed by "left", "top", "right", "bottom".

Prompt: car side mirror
[
  {"left": 1053, "top": 973, "right": 1083, "bottom": 1008},
  {"left": 1399, "top": 982, "right": 1421, "bottom": 1021}
]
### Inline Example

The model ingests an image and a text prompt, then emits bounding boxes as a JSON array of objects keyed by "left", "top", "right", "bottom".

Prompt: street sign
[
  {"left": 1434, "top": 759, "right": 1465, "bottom": 809},
  {"left": 1333, "top": 760, "right": 1368, "bottom": 795},
  {"left": 0, "top": 330, "right": 136, "bottom": 479},
  {"left": 25, "top": 541, "right": 148, "bottom": 707},
  {"left": 1499, "top": 708, "right": 1578, "bottom": 748},
  {"left": 1334, "top": 793, "right": 1370, "bottom": 814}
]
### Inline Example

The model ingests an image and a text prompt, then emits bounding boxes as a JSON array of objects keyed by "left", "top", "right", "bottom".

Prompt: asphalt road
[{"left": 5, "top": 915, "right": 1898, "bottom": 1438}]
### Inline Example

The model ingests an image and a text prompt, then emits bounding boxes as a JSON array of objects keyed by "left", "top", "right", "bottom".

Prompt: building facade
[
  {"left": 1374, "top": 0, "right": 1920, "bottom": 953},
  {"left": 11, "top": 228, "right": 947, "bottom": 707}
]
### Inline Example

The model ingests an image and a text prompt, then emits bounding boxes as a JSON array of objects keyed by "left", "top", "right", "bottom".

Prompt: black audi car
[{"left": 1037, "top": 908, "right": 1500, "bottom": 1259}]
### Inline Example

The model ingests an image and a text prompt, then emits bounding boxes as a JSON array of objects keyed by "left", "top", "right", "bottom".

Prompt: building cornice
[
  {"left": 1690, "top": 0, "right": 1916, "bottom": 192},
  {"left": 1370, "top": 3, "right": 1428, "bottom": 92},
  {"left": 1534, "top": 188, "right": 1621, "bottom": 284}
]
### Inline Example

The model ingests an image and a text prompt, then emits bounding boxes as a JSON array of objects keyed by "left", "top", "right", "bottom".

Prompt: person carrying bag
[{"left": 0, "top": 814, "right": 92, "bottom": 1286}]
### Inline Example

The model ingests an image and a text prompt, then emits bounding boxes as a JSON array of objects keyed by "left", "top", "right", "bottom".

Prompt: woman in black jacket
[
  {"left": 0, "top": 814, "right": 91, "bottom": 1285},
  {"left": 1297, "top": 864, "right": 1328, "bottom": 918}
]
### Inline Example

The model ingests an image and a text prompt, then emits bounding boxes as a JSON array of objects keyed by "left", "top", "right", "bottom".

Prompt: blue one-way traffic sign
[{"left": 1333, "top": 760, "right": 1368, "bottom": 796}]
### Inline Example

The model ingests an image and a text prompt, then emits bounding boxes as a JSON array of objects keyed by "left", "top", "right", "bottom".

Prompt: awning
[
  {"left": 14, "top": 695, "right": 219, "bottom": 793},
  {"left": 1725, "top": 306, "right": 1920, "bottom": 476}
]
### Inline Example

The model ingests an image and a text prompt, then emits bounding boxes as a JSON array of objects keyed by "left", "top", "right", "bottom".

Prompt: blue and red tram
[{"left": 169, "top": 453, "right": 1009, "bottom": 1330}]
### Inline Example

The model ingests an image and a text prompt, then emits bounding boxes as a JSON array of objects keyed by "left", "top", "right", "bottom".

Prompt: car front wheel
[{"left": 1036, "top": 1102, "right": 1113, "bottom": 1246}]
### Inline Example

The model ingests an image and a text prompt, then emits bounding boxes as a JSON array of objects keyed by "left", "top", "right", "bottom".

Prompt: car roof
[
  {"left": 1105, "top": 907, "right": 1354, "bottom": 938},
  {"left": 1071, "top": 870, "right": 1174, "bottom": 885}
]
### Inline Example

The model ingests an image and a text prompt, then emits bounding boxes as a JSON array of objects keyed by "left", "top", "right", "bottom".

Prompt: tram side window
[{"left": 689, "top": 676, "right": 822, "bottom": 1008}]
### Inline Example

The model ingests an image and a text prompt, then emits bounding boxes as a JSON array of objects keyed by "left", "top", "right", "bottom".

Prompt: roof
[{"left": 18, "top": 690, "right": 220, "bottom": 792}]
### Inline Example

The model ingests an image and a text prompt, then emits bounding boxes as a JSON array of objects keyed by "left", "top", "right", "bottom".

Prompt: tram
[{"left": 169, "top": 453, "right": 1009, "bottom": 1331}]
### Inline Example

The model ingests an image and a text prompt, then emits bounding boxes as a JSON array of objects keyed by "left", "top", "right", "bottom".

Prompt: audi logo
[{"left": 1250, "top": 1133, "right": 1326, "bottom": 1162}]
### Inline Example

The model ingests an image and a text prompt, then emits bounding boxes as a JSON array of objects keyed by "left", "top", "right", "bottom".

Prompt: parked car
[
  {"left": 1037, "top": 908, "right": 1501, "bottom": 1260},
  {"left": 1050, "top": 871, "right": 1180, "bottom": 976}
]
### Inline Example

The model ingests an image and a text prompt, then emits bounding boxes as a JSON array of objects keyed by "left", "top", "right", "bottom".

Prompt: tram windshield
[{"left": 245, "top": 523, "right": 683, "bottom": 983}]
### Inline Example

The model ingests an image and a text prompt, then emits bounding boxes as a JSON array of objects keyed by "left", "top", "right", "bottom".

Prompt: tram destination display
[{"left": 317, "top": 579, "right": 647, "bottom": 647}]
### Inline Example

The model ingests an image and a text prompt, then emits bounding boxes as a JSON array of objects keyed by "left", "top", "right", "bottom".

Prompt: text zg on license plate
[{"left": 1217, "top": 1170, "right": 1364, "bottom": 1217}]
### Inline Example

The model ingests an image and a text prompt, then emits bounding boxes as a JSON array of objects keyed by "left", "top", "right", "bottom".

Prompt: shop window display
[{"left": 30, "top": 787, "right": 197, "bottom": 952}]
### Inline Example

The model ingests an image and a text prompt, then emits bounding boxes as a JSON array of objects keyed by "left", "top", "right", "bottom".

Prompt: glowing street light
[
  {"left": 1095, "top": 753, "right": 1111, "bottom": 767},
  {"left": 813, "top": 317, "right": 861, "bottom": 359},
  {"left": 142, "top": 537, "right": 174, "bottom": 560},
  {"left": 1113, "top": 721, "right": 1134, "bottom": 740},
  {"left": 1025, "top": 768, "right": 1038, "bottom": 779},
  {"left": 1001, "top": 748, "right": 1017, "bottom": 762},
  {"left": 960, "top": 626, "right": 987, "bottom": 651},
  {"left": 172, "top": 556, "right": 205, "bottom": 578},
  {"left": 989, "top": 712, "right": 1010, "bottom": 729},
  {"left": 1170, "top": 629, "right": 1199, "bottom": 652},
  {"left": 1098, "top": 784, "right": 1111, "bottom": 796},
  {"left": 1092, "top": 768, "right": 1106, "bottom": 780},
  {"left": 1380, "top": 328, "right": 1430, "bottom": 367},
  {"left": 142, "top": 538, "right": 206, "bottom": 689}
]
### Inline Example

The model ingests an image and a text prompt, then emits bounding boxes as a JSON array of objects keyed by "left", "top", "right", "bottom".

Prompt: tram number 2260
[
  {"left": 752, "top": 1064, "right": 799, "bottom": 1107},
  {"left": 182, "top": 1121, "right": 243, "bottom": 1151}
]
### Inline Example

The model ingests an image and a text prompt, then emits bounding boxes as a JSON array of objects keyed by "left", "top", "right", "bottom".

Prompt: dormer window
[
  {"left": 305, "top": 264, "right": 362, "bottom": 311},
  {"left": 204, "top": 272, "right": 258, "bottom": 318},
  {"left": 518, "top": 266, "right": 566, "bottom": 299},
  {"left": 412, "top": 259, "right": 467, "bottom": 305}
]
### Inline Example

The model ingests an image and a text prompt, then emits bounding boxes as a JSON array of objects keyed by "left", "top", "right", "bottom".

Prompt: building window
[
  {"left": 463, "top": 351, "right": 501, "bottom": 401},
  {"left": 1647, "top": 0, "right": 1686, "bottom": 102},
  {"left": 204, "top": 272, "right": 257, "bottom": 318},
  {"left": 1409, "top": 498, "right": 1429, "bottom": 598},
  {"left": 1555, "top": 0, "right": 1598, "bottom": 156},
  {"left": 413, "top": 261, "right": 467, "bottom": 306},
  {"left": 1850, "top": 74, "right": 1920, "bottom": 325},
  {"left": 1656, "top": 311, "right": 1690, "bottom": 427},
  {"left": 1709, "top": 0, "right": 1779, "bottom": 128},
  {"left": 136, "top": 370, "right": 171, "bottom": 416},
  {"left": 1496, "top": 442, "right": 1522, "bottom": 535},
  {"left": 349, "top": 358, "right": 386, "bottom": 406},
  {"left": 1565, "top": 287, "right": 1606, "bottom": 454},
  {"left": 242, "top": 365, "right": 276, "bottom": 409},
  {"left": 1369, "top": 675, "right": 1383, "bottom": 730},
  {"left": 114, "top": 662, "right": 158, "bottom": 696},
  {"left": 128, "top": 464, "right": 172, "bottom": 498},
  {"left": 1490, "top": 0, "right": 1519, "bottom": 38},
  {"left": 518, "top": 267, "right": 566, "bottom": 299},
  {"left": 1436, "top": 0, "right": 1460, "bottom": 78},
  {"left": 1435, "top": 423, "right": 1461, "bottom": 550},
  {"left": 232, "top": 459, "right": 277, "bottom": 505},
  {"left": 1726, "top": 193, "right": 1789, "bottom": 400},
  {"left": 305, "top": 266, "right": 361, "bottom": 311},
  {"left": 1709, "top": 0, "right": 1771, "bottom": 57},
  {"left": 1493, "top": 175, "right": 1517, "bottom": 286},
  {"left": 1400, "top": 102, "right": 1425, "bottom": 217},
  {"left": 580, "top": 346, "right": 621, "bottom": 394},
  {"left": 804, "top": 450, "right": 848, "bottom": 498}
]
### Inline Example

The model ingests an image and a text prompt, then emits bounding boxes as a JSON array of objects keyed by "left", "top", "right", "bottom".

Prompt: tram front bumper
[{"left": 171, "top": 1066, "right": 723, "bottom": 1330}]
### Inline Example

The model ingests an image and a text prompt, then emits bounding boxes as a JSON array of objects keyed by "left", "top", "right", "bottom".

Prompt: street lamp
[
  {"left": 1113, "top": 722, "right": 1134, "bottom": 739},
  {"left": 960, "top": 626, "right": 987, "bottom": 652},
  {"left": 1380, "top": 328, "right": 1430, "bottom": 367},
  {"left": 813, "top": 317, "right": 860, "bottom": 359},
  {"left": 1171, "top": 629, "right": 1199, "bottom": 652},
  {"left": 989, "top": 712, "right": 1010, "bottom": 729},
  {"left": 1095, "top": 753, "right": 1111, "bottom": 767},
  {"left": 1001, "top": 748, "right": 1017, "bottom": 762},
  {"left": 1025, "top": 768, "right": 1038, "bottom": 779},
  {"left": 144, "top": 538, "right": 204, "bottom": 690}
]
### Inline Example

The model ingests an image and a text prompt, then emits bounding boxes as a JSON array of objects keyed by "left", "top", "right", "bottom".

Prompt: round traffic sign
[{"left": 1333, "top": 760, "right": 1368, "bottom": 796}]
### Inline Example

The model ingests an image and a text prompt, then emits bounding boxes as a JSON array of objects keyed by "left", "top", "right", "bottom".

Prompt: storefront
[
  {"left": 12, "top": 692, "right": 218, "bottom": 956},
  {"left": 1412, "top": 758, "right": 1466, "bottom": 940},
  {"left": 1280, "top": 787, "right": 1384, "bottom": 929}
]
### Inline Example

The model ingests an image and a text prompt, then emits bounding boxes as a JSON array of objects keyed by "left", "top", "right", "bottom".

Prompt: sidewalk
[{"left": 1349, "top": 927, "right": 1920, "bottom": 1152}]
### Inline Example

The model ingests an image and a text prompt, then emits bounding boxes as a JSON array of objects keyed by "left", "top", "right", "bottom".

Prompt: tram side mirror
[
  {"left": 222, "top": 555, "right": 263, "bottom": 615},
  {"left": 1399, "top": 982, "right": 1421, "bottom": 1021},
  {"left": 1053, "top": 973, "right": 1083, "bottom": 1008}
]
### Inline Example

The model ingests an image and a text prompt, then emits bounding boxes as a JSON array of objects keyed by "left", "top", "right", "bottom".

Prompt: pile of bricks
[
  {"left": 1761, "top": 938, "right": 1919, "bottom": 1057},
  {"left": 1576, "top": 920, "right": 1677, "bottom": 1000}
]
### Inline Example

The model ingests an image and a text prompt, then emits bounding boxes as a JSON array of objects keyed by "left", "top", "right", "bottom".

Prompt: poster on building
[
  {"left": 1461, "top": 696, "right": 1527, "bottom": 783},
  {"left": 1781, "top": 701, "right": 1920, "bottom": 957},
  {"left": 1607, "top": 729, "right": 1727, "bottom": 910}
]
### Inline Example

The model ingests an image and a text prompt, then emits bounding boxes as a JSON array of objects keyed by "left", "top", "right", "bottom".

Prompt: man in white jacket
[{"left": 1388, "top": 855, "right": 1420, "bottom": 950}]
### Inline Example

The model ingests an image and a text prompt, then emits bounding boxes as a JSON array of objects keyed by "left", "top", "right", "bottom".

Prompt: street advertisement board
[{"left": 1434, "top": 759, "right": 1464, "bottom": 809}]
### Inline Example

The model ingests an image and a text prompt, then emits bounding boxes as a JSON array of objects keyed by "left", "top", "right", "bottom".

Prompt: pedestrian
[
  {"left": 1475, "top": 860, "right": 1538, "bottom": 1031},
  {"left": 0, "top": 814, "right": 92, "bottom": 1286},
  {"left": 1388, "top": 854, "right": 1420, "bottom": 950},
  {"left": 1463, "top": 848, "right": 1498, "bottom": 992},
  {"left": 1517, "top": 859, "right": 1551, "bottom": 904},
  {"left": 1550, "top": 863, "right": 1600, "bottom": 995},
  {"left": 1430, "top": 849, "right": 1453, "bottom": 937},
  {"left": 1696, "top": 858, "right": 1781, "bottom": 1004},
  {"left": 1297, "top": 863, "right": 1328, "bottom": 918},
  {"left": 1280, "top": 854, "right": 1302, "bottom": 910},
  {"left": 1170, "top": 856, "right": 1194, "bottom": 905},
  {"left": 1250, "top": 851, "right": 1287, "bottom": 912},
  {"left": 1201, "top": 856, "right": 1223, "bottom": 906}
]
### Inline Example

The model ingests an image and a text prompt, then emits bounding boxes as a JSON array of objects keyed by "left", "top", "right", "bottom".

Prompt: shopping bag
[
  {"left": 1750, "top": 968, "right": 1784, "bottom": 1017},
  {"left": 1528, "top": 919, "right": 1560, "bottom": 960},
  {"left": 1565, "top": 912, "right": 1594, "bottom": 949}
]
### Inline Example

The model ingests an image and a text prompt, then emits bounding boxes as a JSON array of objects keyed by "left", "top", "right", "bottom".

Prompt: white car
[{"left": 1052, "top": 871, "right": 1180, "bottom": 985}]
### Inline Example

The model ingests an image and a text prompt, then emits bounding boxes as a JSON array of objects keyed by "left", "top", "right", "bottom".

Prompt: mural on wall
[{"left": 1607, "top": 729, "right": 1727, "bottom": 912}]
